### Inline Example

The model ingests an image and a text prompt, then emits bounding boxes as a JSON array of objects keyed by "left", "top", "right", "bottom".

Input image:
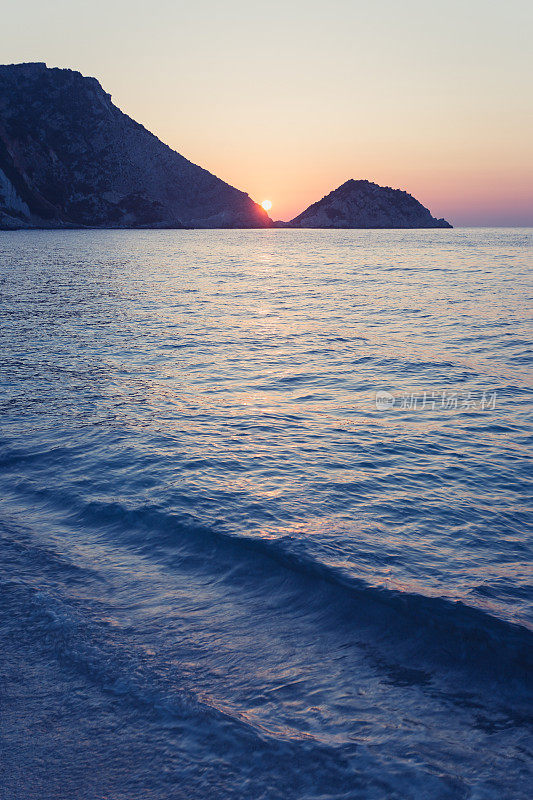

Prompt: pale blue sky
[{"left": 2, "top": 0, "right": 532, "bottom": 223}]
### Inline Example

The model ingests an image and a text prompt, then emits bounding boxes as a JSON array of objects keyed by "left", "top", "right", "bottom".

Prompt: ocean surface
[{"left": 0, "top": 228, "right": 531, "bottom": 799}]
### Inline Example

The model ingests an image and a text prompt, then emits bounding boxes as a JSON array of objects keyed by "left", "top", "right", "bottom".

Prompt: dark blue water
[{"left": 0, "top": 228, "right": 532, "bottom": 799}]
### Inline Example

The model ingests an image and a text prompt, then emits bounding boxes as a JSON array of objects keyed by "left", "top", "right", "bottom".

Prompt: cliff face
[
  {"left": 289, "top": 180, "right": 451, "bottom": 229},
  {"left": 0, "top": 63, "right": 271, "bottom": 229}
]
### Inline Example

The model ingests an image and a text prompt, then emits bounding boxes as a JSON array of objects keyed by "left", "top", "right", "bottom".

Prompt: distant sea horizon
[{"left": 2, "top": 224, "right": 532, "bottom": 229}]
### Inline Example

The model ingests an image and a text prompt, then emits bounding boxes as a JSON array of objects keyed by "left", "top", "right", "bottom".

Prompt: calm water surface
[{"left": 0, "top": 228, "right": 532, "bottom": 799}]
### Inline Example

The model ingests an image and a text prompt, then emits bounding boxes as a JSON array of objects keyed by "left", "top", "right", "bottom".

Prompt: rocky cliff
[
  {"left": 288, "top": 179, "right": 451, "bottom": 228},
  {"left": 0, "top": 63, "right": 271, "bottom": 229}
]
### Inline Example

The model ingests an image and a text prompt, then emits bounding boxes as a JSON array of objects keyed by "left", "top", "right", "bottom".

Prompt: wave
[
  {"left": 0, "top": 574, "right": 359, "bottom": 800},
  {"left": 14, "top": 484, "right": 529, "bottom": 686}
]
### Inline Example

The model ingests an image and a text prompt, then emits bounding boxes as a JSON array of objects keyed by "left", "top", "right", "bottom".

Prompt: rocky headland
[{"left": 0, "top": 63, "right": 271, "bottom": 229}]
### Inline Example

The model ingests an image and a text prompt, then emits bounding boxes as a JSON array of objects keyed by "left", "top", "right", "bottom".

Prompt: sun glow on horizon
[{"left": 261, "top": 200, "right": 272, "bottom": 212}]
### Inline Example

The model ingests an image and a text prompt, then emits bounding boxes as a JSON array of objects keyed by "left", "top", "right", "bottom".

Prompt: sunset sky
[{"left": 3, "top": 0, "right": 532, "bottom": 225}]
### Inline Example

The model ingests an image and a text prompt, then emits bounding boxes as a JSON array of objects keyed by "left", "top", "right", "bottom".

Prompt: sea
[{"left": 0, "top": 227, "right": 531, "bottom": 799}]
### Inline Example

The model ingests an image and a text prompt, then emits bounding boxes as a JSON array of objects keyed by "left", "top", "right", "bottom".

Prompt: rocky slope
[
  {"left": 288, "top": 179, "right": 451, "bottom": 228},
  {"left": 0, "top": 63, "right": 271, "bottom": 229}
]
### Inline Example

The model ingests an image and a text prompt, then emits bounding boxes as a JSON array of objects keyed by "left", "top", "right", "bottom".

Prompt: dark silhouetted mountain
[
  {"left": 287, "top": 179, "right": 452, "bottom": 228},
  {"left": 0, "top": 63, "right": 271, "bottom": 229}
]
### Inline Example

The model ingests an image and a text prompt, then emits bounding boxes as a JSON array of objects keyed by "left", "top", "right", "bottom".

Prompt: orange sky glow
[{"left": 3, "top": 0, "right": 532, "bottom": 226}]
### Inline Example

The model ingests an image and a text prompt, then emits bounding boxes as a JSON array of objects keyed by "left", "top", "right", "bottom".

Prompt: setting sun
[{"left": 261, "top": 199, "right": 272, "bottom": 212}]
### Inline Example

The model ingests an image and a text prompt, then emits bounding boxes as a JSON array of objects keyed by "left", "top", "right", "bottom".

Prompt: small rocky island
[
  {"left": 0, "top": 63, "right": 451, "bottom": 230},
  {"left": 287, "top": 179, "right": 451, "bottom": 228}
]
